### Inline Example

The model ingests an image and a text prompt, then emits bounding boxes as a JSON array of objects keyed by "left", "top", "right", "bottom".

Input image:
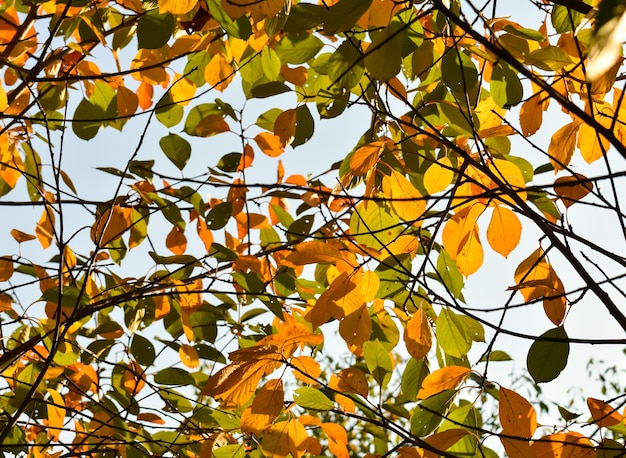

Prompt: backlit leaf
[
  {"left": 486, "top": 205, "right": 522, "bottom": 258},
  {"left": 499, "top": 387, "right": 537, "bottom": 437},
  {"left": 554, "top": 173, "right": 593, "bottom": 208},
  {"left": 418, "top": 366, "right": 471, "bottom": 399},
  {"left": 241, "top": 379, "right": 284, "bottom": 434},
  {"left": 548, "top": 121, "right": 581, "bottom": 172},
  {"left": 403, "top": 307, "right": 432, "bottom": 360},
  {"left": 587, "top": 398, "right": 623, "bottom": 428},
  {"left": 255, "top": 132, "right": 285, "bottom": 157},
  {"left": 423, "top": 157, "right": 453, "bottom": 195}
]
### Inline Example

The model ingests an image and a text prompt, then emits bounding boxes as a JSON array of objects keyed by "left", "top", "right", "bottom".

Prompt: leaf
[
  {"left": 241, "top": 379, "right": 284, "bottom": 434},
  {"left": 442, "top": 203, "right": 485, "bottom": 276},
  {"left": 165, "top": 225, "right": 187, "bottom": 255},
  {"left": 548, "top": 121, "right": 582, "bottom": 171},
  {"left": 531, "top": 432, "right": 594, "bottom": 458},
  {"left": 363, "top": 339, "right": 393, "bottom": 388},
  {"left": 486, "top": 205, "right": 522, "bottom": 257},
  {"left": 0, "top": 83, "right": 7, "bottom": 112},
  {"left": 46, "top": 388, "right": 66, "bottom": 441},
  {"left": 587, "top": 398, "right": 623, "bottom": 428},
  {"left": 255, "top": 132, "right": 285, "bottom": 157},
  {"left": 519, "top": 93, "right": 547, "bottom": 137},
  {"left": 91, "top": 205, "right": 132, "bottom": 246},
  {"left": 423, "top": 157, "right": 453, "bottom": 195},
  {"left": 293, "top": 386, "right": 334, "bottom": 411},
  {"left": 499, "top": 387, "right": 537, "bottom": 437},
  {"left": 274, "top": 109, "right": 297, "bottom": 147},
  {"left": 204, "top": 53, "right": 235, "bottom": 92},
  {"left": 10, "top": 229, "right": 36, "bottom": 243},
  {"left": 554, "top": 173, "right": 593, "bottom": 208},
  {"left": 578, "top": 122, "right": 610, "bottom": 164},
  {"left": 339, "top": 306, "right": 372, "bottom": 350},
  {"left": 329, "top": 367, "right": 369, "bottom": 397},
  {"left": 382, "top": 169, "right": 426, "bottom": 224},
  {"left": 350, "top": 141, "right": 386, "bottom": 176},
  {"left": 36, "top": 209, "right": 55, "bottom": 249},
  {"left": 0, "top": 257, "right": 13, "bottom": 282},
  {"left": 323, "top": 0, "right": 373, "bottom": 35},
  {"left": 179, "top": 344, "right": 199, "bottom": 369},
  {"left": 417, "top": 366, "right": 471, "bottom": 399},
  {"left": 158, "top": 0, "right": 198, "bottom": 16},
  {"left": 275, "top": 32, "right": 324, "bottom": 65},
  {"left": 160, "top": 133, "right": 192, "bottom": 170},
  {"left": 441, "top": 49, "right": 479, "bottom": 94},
  {"left": 527, "top": 326, "right": 569, "bottom": 383},
  {"left": 403, "top": 307, "right": 432, "bottom": 360},
  {"left": 436, "top": 307, "right": 473, "bottom": 358}
]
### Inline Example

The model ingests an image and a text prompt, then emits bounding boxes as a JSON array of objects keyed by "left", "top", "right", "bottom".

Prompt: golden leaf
[
  {"left": 10, "top": 229, "right": 36, "bottom": 243},
  {"left": 179, "top": 344, "right": 200, "bottom": 369},
  {"left": 423, "top": 429, "right": 471, "bottom": 458},
  {"left": 204, "top": 53, "right": 234, "bottom": 92},
  {"left": 403, "top": 307, "right": 432, "bottom": 360},
  {"left": 116, "top": 85, "right": 139, "bottom": 117},
  {"left": 417, "top": 366, "right": 471, "bottom": 399},
  {"left": 241, "top": 379, "right": 284, "bottom": 434},
  {"left": 350, "top": 141, "right": 386, "bottom": 176},
  {"left": 165, "top": 225, "right": 187, "bottom": 255},
  {"left": 290, "top": 355, "right": 321, "bottom": 385},
  {"left": 339, "top": 305, "right": 372, "bottom": 352},
  {"left": 91, "top": 205, "right": 132, "bottom": 247},
  {"left": 255, "top": 132, "right": 285, "bottom": 157},
  {"left": 0, "top": 83, "right": 7, "bottom": 112},
  {"left": 499, "top": 387, "right": 537, "bottom": 437},
  {"left": 548, "top": 120, "right": 582, "bottom": 172},
  {"left": 222, "top": 0, "right": 285, "bottom": 22},
  {"left": 170, "top": 74, "right": 196, "bottom": 106},
  {"left": 274, "top": 109, "right": 296, "bottom": 147},
  {"left": 237, "top": 143, "right": 255, "bottom": 171},
  {"left": 587, "top": 398, "right": 623, "bottom": 428},
  {"left": 46, "top": 388, "right": 66, "bottom": 441},
  {"left": 519, "top": 93, "right": 546, "bottom": 137},
  {"left": 423, "top": 157, "right": 453, "bottom": 195},
  {"left": 329, "top": 367, "right": 369, "bottom": 397},
  {"left": 442, "top": 203, "right": 485, "bottom": 276},
  {"left": 158, "top": 0, "right": 198, "bottom": 15},
  {"left": 530, "top": 432, "right": 594, "bottom": 458},
  {"left": 0, "top": 256, "right": 13, "bottom": 282},
  {"left": 578, "top": 122, "right": 610, "bottom": 164},
  {"left": 36, "top": 209, "right": 55, "bottom": 249},
  {"left": 486, "top": 205, "right": 522, "bottom": 258},
  {"left": 383, "top": 169, "right": 426, "bottom": 224}
]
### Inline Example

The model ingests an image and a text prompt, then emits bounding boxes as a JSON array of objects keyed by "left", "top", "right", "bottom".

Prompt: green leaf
[
  {"left": 365, "top": 21, "right": 404, "bottom": 82},
  {"left": 213, "top": 444, "right": 245, "bottom": 458},
  {"left": 216, "top": 152, "right": 242, "bottom": 173},
  {"left": 436, "top": 307, "right": 472, "bottom": 357},
  {"left": 294, "top": 386, "right": 335, "bottom": 411},
  {"left": 156, "top": 94, "right": 184, "bottom": 128},
  {"left": 275, "top": 32, "right": 324, "bottom": 65},
  {"left": 284, "top": 3, "right": 325, "bottom": 32},
  {"left": 441, "top": 49, "right": 479, "bottom": 94},
  {"left": 350, "top": 201, "right": 401, "bottom": 251},
  {"left": 72, "top": 98, "right": 103, "bottom": 140},
  {"left": 436, "top": 249, "right": 464, "bottom": 299},
  {"left": 551, "top": 4, "right": 584, "bottom": 33},
  {"left": 293, "top": 104, "right": 314, "bottom": 147},
  {"left": 41, "top": 286, "right": 89, "bottom": 308},
  {"left": 184, "top": 103, "right": 225, "bottom": 136},
  {"left": 148, "top": 252, "right": 200, "bottom": 266},
  {"left": 526, "top": 46, "right": 573, "bottom": 71},
  {"left": 206, "top": 201, "right": 232, "bottom": 230},
  {"left": 527, "top": 326, "right": 569, "bottom": 383},
  {"left": 401, "top": 357, "right": 430, "bottom": 400},
  {"left": 410, "top": 390, "right": 456, "bottom": 436},
  {"left": 251, "top": 81, "right": 291, "bottom": 98},
  {"left": 479, "top": 350, "right": 512, "bottom": 362},
  {"left": 260, "top": 47, "right": 282, "bottom": 81},
  {"left": 131, "top": 334, "right": 156, "bottom": 367},
  {"left": 160, "top": 133, "right": 191, "bottom": 170},
  {"left": 491, "top": 63, "right": 523, "bottom": 108},
  {"left": 363, "top": 339, "right": 393, "bottom": 388},
  {"left": 503, "top": 24, "right": 545, "bottom": 42},
  {"left": 207, "top": 0, "right": 251, "bottom": 39},
  {"left": 137, "top": 10, "right": 175, "bottom": 49},
  {"left": 438, "top": 102, "right": 478, "bottom": 137},
  {"left": 328, "top": 39, "right": 365, "bottom": 89},
  {"left": 323, "top": 0, "right": 372, "bottom": 34},
  {"left": 154, "top": 368, "right": 194, "bottom": 386}
]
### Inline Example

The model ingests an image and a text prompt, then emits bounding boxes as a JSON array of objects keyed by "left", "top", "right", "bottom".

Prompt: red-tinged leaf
[
  {"left": 350, "top": 141, "right": 386, "bottom": 176},
  {"left": 578, "top": 122, "right": 609, "bottom": 164},
  {"left": 255, "top": 132, "right": 285, "bottom": 157},
  {"left": 423, "top": 157, "right": 453, "bottom": 195},
  {"left": 486, "top": 205, "right": 522, "bottom": 258},
  {"left": 531, "top": 432, "right": 594, "bottom": 458},
  {"left": 418, "top": 366, "right": 471, "bottom": 399},
  {"left": 499, "top": 387, "right": 537, "bottom": 437},
  {"left": 404, "top": 307, "right": 432, "bottom": 360},
  {"left": 166, "top": 225, "right": 187, "bottom": 255},
  {"left": 548, "top": 121, "right": 581, "bottom": 172},
  {"left": 36, "top": 209, "right": 55, "bottom": 249},
  {"left": 587, "top": 397, "right": 623, "bottom": 427},
  {"left": 179, "top": 344, "right": 199, "bottom": 369},
  {"left": 329, "top": 367, "right": 369, "bottom": 397},
  {"left": 274, "top": 109, "right": 296, "bottom": 147},
  {"left": 423, "top": 429, "right": 471, "bottom": 458},
  {"left": 46, "top": 388, "right": 66, "bottom": 441},
  {"left": 10, "top": 229, "right": 36, "bottom": 243},
  {"left": 237, "top": 143, "right": 255, "bottom": 171},
  {"left": 195, "top": 114, "right": 230, "bottom": 137},
  {"left": 137, "top": 412, "right": 166, "bottom": 425},
  {"left": 554, "top": 173, "right": 593, "bottom": 208},
  {"left": 117, "top": 85, "right": 139, "bottom": 117},
  {"left": 241, "top": 379, "right": 284, "bottom": 434},
  {"left": 204, "top": 53, "right": 234, "bottom": 92}
]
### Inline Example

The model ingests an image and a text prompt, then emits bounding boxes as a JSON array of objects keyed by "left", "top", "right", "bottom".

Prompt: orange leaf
[
  {"left": 383, "top": 169, "right": 426, "bottom": 224},
  {"left": 500, "top": 438, "right": 534, "bottom": 458},
  {"left": 91, "top": 205, "right": 132, "bottom": 246},
  {"left": 237, "top": 143, "right": 255, "bottom": 171},
  {"left": 137, "top": 82, "right": 153, "bottom": 110},
  {"left": 0, "top": 256, "right": 13, "bottom": 282},
  {"left": 519, "top": 93, "right": 546, "bottom": 137},
  {"left": 321, "top": 423, "right": 348, "bottom": 444},
  {"left": 554, "top": 173, "right": 593, "bottom": 208},
  {"left": 284, "top": 241, "right": 347, "bottom": 267},
  {"left": 499, "top": 387, "right": 537, "bottom": 437},
  {"left": 423, "top": 157, "right": 453, "bottom": 195},
  {"left": 137, "top": 412, "right": 166, "bottom": 425},
  {"left": 255, "top": 132, "right": 285, "bottom": 157},
  {"left": 195, "top": 217, "right": 214, "bottom": 252},
  {"left": 587, "top": 397, "right": 623, "bottom": 427},
  {"left": 486, "top": 205, "right": 522, "bottom": 258},
  {"left": 123, "top": 360, "right": 146, "bottom": 395},
  {"left": 280, "top": 65, "right": 307, "bottom": 86},
  {"left": 578, "top": 122, "right": 609, "bottom": 164},
  {"left": 46, "top": 388, "right": 65, "bottom": 441},
  {"left": 274, "top": 109, "right": 296, "bottom": 147},
  {"left": 403, "top": 307, "right": 432, "bottom": 360},
  {"left": 442, "top": 203, "right": 485, "bottom": 276},
  {"left": 204, "top": 53, "right": 234, "bottom": 92},
  {"left": 36, "top": 209, "right": 55, "bottom": 249},
  {"left": 179, "top": 344, "right": 200, "bottom": 369},
  {"left": 0, "top": 294, "right": 12, "bottom": 312},
  {"left": 0, "top": 83, "right": 7, "bottom": 112},
  {"left": 195, "top": 114, "right": 230, "bottom": 137},
  {"left": 339, "top": 305, "right": 372, "bottom": 351},
  {"left": 548, "top": 120, "right": 581, "bottom": 172},
  {"left": 531, "top": 432, "right": 594, "bottom": 458},
  {"left": 418, "top": 366, "right": 471, "bottom": 399},
  {"left": 158, "top": 0, "right": 198, "bottom": 16},
  {"left": 385, "top": 76, "right": 408, "bottom": 102},
  {"left": 350, "top": 141, "right": 386, "bottom": 176},
  {"left": 423, "top": 429, "right": 471, "bottom": 458},
  {"left": 329, "top": 367, "right": 369, "bottom": 397},
  {"left": 10, "top": 229, "right": 36, "bottom": 243},
  {"left": 241, "top": 379, "right": 284, "bottom": 434},
  {"left": 166, "top": 225, "right": 187, "bottom": 255},
  {"left": 290, "top": 355, "right": 321, "bottom": 385},
  {"left": 117, "top": 85, "right": 139, "bottom": 117}
]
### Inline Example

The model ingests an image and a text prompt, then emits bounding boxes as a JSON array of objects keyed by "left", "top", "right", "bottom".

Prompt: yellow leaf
[
  {"left": 166, "top": 225, "right": 187, "bottom": 255},
  {"left": 499, "top": 387, "right": 537, "bottom": 437},
  {"left": 359, "top": 270, "right": 380, "bottom": 302},
  {"left": 290, "top": 355, "right": 321, "bottom": 385},
  {"left": 241, "top": 379, "right": 284, "bottom": 434},
  {"left": 383, "top": 169, "right": 426, "bottom": 224},
  {"left": 385, "top": 234, "right": 419, "bottom": 256},
  {"left": 255, "top": 131, "right": 285, "bottom": 157},
  {"left": 204, "top": 53, "right": 234, "bottom": 92},
  {"left": 46, "top": 388, "right": 66, "bottom": 441},
  {"left": 578, "top": 122, "right": 610, "bottom": 164},
  {"left": 36, "top": 209, "right": 55, "bottom": 249},
  {"left": 403, "top": 307, "right": 432, "bottom": 360},
  {"left": 350, "top": 141, "right": 386, "bottom": 176},
  {"left": 423, "top": 157, "right": 453, "bottom": 195},
  {"left": 131, "top": 49, "right": 169, "bottom": 85},
  {"left": 0, "top": 256, "right": 13, "bottom": 282},
  {"left": 284, "top": 241, "right": 347, "bottom": 267},
  {"left": 519, "top": 93, "right": 546, "bottom": 137},
  {"left": 274, "top": 109, "right": 296, "bottom": 147},
  {"left": 531, "top": 432, "right": 594, "bottom": 458},
  {"left": 179, "top": 344, "right": 199, "bottom": 369},
  {"left": 159, "top": 0, "right": 197, "bottom": 15},
  {"left": 486, "top": 205, "right": 521, "bottom": 257},
  {"left": 329, "top": 367, "right": 369, "bottom": 397},
  {"left": 442, "top": 203, "right": 485, "bottom": 276},
  {"left": 222, "top": 0, "right": 285, "bottom": 22},
  {"left": 170, "top": 74, "right": 196, "bottom": 106},
  {"left": 339, "top": 305, "right": 372, "bottom": 351},
  {"left": 154, "top": 294, "right": 170, "bottom": 320},
  {"left": 418, "top": 366, "right": 471, "bottom": 399},
  {"left": 0, "top": 84, "right": 7, "bottom": 112},
  {"left": 587, "top": 397, "right": 623, "bottom": 428},
  {"left": 548, "top": 120, "right": 582, "bottom": 172},
  {"left": 554, "top": 173, "right": 593, "bottom": 208},
  {"left": 489, "top": 158, "right": 527, "bottom": 203}
]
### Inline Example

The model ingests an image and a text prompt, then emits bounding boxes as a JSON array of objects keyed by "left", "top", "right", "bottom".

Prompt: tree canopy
[{"left": 1, "top": 0, "right": 626, "bottom": 456}]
